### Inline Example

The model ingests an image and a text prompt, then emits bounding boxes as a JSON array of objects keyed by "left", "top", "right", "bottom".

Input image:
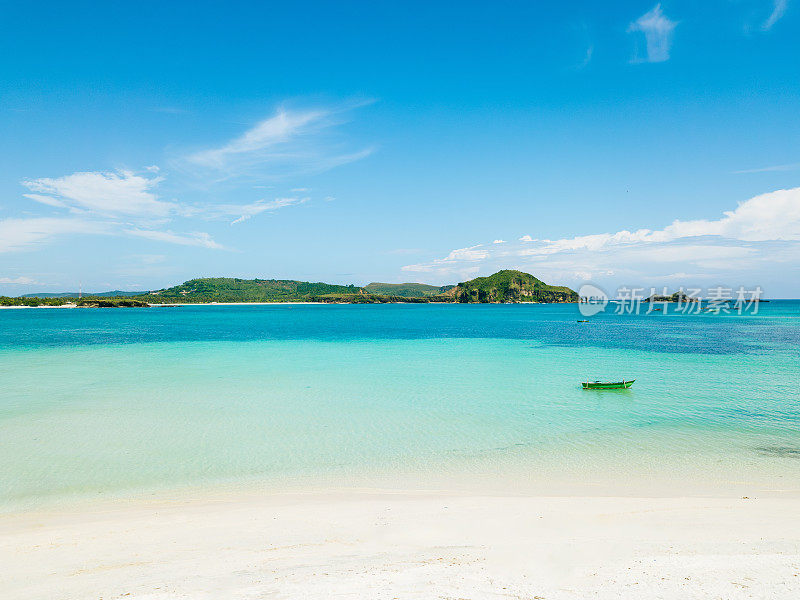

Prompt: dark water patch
[
  {"left": 713, "top": 407, "right": 800, "bottom": 424},
  {"left": 0, "top": 303, "right": 798, "bottom": 356},
  {"left": 755, "top": 446, "right": 800, "bottom": 458}
]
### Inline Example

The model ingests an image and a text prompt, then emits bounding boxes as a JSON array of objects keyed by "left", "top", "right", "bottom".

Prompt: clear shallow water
[{"left": 1, "top": 302, "right": 799, "bottom": 508}]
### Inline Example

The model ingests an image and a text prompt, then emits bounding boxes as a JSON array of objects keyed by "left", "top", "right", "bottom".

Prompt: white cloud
[
  {"left": 579, "top": 44, "right": 594, "bottom": 69},
  {"left": 22, "top": 170, "right": 173, "bottom": 218},
  {"left": 0, "top": 217, "right": 112, "bottom": 253},
  {"left": 21, "top": 193, "right": 69, "bottom": 208},
  {"left": 188, "top": 109, "right": 326, "bottom": 169},
  {"left": 177, "top": 196, "right": 308, "bottom": 225},
  {"left": 627, "top": 4, "right": 677, "bottom": 63},
  {"left": 763, "top": 0, "right": 788, "bottom": 30},
  {"left": 402, "top": 262, "right": 480, "bottom": 280},
  {"left": 493, "top": 239, "right": 506, "bottom": 244},
  {"left": 620, "top": 244, "right": 754, "bottom": 264},
  {"left": 10, "top": 168, "right": 228, "bottom": 253},
  {"left": 7, "top": 103, "right": 362, "bottom": 257},
  {"left": 124, "top": 229, "right": 224, "bottom": 249},
  {"left": 445, "top": 244, "right": 490, "bottom": 262},
  {"left": 0, "top": 276, "right": 41, "bottom": 285},
  {"left": 734, "top": 162, "right": 800, "bottom": 174},
  {"left": 668, "top": 187, "right": 800, "bottom": 242},
  {"left": 402, "top": 187, "right": 800, "bottom": 286},
  {"left": 401, "top": 244, "right": 488, "bottom": 277},
  {"left": 0, "top": 214, "right": 224, "bottom": 254},
  {"left": 512, "top": 186, "right": 800, "bottom": 257},
  {"left": 182, "top": 105, "right": 373, "bottom": 182},
  {"left": 224, "top": 197, "right": 309, "bottom": 225}
]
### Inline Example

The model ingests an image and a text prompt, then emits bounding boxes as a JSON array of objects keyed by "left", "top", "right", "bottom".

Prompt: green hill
[
  {"left": 3, "top": 271, "right": 578, "bottom": 306},
  {"left": 145, "top": 278, "right": 361, "bottom": 303},
  {"left": 143, "top": 272, "right": 575, "bottom": 304},
  {"left": 125, "top": 271, "right": 577, "bottom": 304},
  {"left": 307, "top": 293, "right": 431, "bottom": 303},
  {"left": 363, "top": 282, "right": 454, "bottom": 298},
  {"left": 447, "top": 270, "right": 578, "bottom": 303}
]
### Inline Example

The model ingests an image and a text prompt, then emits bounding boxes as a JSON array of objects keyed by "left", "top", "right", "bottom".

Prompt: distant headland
[{"left": 1, "top": 270, "right": 579, "bottom": 307}]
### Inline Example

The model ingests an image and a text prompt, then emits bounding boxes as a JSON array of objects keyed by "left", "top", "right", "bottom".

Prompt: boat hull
[{"left": 582, "top": 380, "right": 635, "bottom": 389}]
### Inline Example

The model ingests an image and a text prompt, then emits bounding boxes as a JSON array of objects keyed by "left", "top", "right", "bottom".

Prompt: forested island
[
  {"left": 644, "top": 291, "right": 700, "bottom": 303},
  {"left": 2, "top": 270, "right": 578, "bottom": 307}
]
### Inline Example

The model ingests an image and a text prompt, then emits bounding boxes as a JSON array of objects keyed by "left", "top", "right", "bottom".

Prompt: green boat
[{"left": 582, "top": 379, "right": 635, "bottom": 390}]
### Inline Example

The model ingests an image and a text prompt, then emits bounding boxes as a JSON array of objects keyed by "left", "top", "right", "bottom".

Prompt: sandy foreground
[{"left": 2, "top": 489, "right": 799, "bottom": 600}]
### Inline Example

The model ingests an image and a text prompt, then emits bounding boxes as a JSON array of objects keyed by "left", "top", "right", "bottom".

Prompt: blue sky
[{"left": 1, "top": 1, "right": 799, "bottom": 296}]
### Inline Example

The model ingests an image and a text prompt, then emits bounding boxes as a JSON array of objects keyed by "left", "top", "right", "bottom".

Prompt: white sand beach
[{"left": 3, "top": 488, "right": 799, "bottom": 599}]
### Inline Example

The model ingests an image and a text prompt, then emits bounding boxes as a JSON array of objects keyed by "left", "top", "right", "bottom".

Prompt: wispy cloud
[
  {"left": 0, "top": 217, "right": 113, "bottom": 253},
  {"left": 7, "top": 102, "right": 370, "bottom": 256},
  {"left": 520, "top": 186, "right": 800, "bottom": 245},
  {"left": 402, "top": 187, "right": 800, "bottom": 286},
  {"left": 181, "top": 104, "right": 373, "bottom": 183},
  {"left": 9, "top": 169, "right": 224, "bottom": 253},
  {"left": 177, "top": 195, "right": 310, "bottom": 225},
  {"left": 582, "top": 44, "right": 594, "bottom": 67},
  {"left": 627, "top": 4, "right": 677, "bottom": 63},
  {"left": 22, "top": 170, "right": 174, "bottom": 218},
  {"left": 0, "top": 276, "right": 43, "bottom": 285},
  {"left": 569, "top": 21, "right": 594, "bottom": 70},
  {"left": 188, "top": 109, "right": 326, "bottom": 169},
  {"left": 763, "top": 0, "right": 789, "bottom": 30},
  {"left": 401, "top": 244, "right": 490, "bottom": 277},
  {"left": 734, "top": 162, "right": 800, "bottom": 174},
  {"left": 225, "top": 197, "right": 309, "bottom": 225},
  {"left": 124, "top": 229, "right": 224, "bottom": 249}
]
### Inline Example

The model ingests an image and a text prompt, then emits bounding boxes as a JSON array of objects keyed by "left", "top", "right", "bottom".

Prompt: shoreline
[
  {"left": 7, "top": 443, "right": 800, "bottom": 516},
  {"left": 150, "top": 301, "right": 323, "bottom": 306},
  {"left": 0, "top": 300, "right": 577, "bottom": 309},
  {"left": 0, "top": 303, "right": 78, "bottom": 309},
  {"left": 3, "top": 486, "right": 799, "bottom": 599},
  {"left": 0, "top": 301, "right": 327, "bottom": 309}
]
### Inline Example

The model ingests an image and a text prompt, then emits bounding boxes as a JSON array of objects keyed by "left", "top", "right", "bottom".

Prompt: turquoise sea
[{"left": 2, "top": 302, "right": 800, "bottom": 509}]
